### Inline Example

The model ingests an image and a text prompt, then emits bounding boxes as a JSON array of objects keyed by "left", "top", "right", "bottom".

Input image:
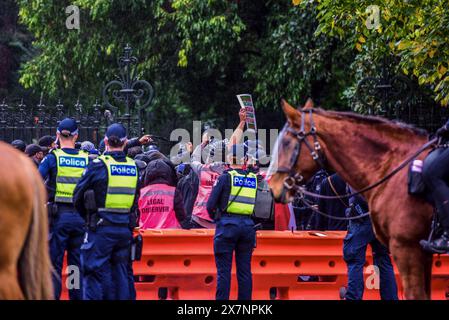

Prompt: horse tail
[{"left": 18, "top": 165, "right": 53, "bottom": 299}]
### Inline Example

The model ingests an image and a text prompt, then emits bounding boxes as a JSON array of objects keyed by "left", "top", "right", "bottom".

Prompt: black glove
[
  {"left": 436, "top": 125, "right": 449, "bottom": 138},
  {"left": 180, "top": 219, "right": 192, "bottom": 230},
  {"left": 129, "top": 210, "right": 139, "bottom": 229}
]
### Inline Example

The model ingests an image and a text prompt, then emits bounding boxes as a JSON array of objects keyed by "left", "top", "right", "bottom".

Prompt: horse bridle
[{"left": 275, "top": 109, "right": 327, "bottom": 197}]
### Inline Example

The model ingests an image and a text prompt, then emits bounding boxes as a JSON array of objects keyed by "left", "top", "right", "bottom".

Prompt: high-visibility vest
[
  {"left": 138, "top": 184, "right": 180, "bottom": 229},
  {"left": 192, "top": 164, "right": 220, "bottom": 222},
  {"left": 54, "top": 149, "right": 88, "bottom": 204},
  {"left": 98, "top": 155, "right": 138, "bottom": 214},
  {"left": 227, "top": 170, "right": 258, "bottom": 215}
]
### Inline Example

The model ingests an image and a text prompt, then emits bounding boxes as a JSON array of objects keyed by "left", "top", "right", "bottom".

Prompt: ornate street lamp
[{"left": 102, "top": 44, "right": 154, "bottom": 136}]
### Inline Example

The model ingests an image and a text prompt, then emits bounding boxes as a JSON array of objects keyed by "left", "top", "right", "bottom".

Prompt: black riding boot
[
  {"left": 428, "top": 231, "right": 449, "bottom": 252},
  {"left": 428, "top": 201, "right": 449, "bottom": 252}
]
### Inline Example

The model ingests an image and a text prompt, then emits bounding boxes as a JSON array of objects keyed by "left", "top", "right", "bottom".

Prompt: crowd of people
[{"left": 7, "top": 107, "right": 400, "bottom": 301}]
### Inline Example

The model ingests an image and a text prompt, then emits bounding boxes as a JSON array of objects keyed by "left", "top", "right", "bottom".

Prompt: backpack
[
  {"left": 253, "top": 176, "right": 275, "bottom": 221},
  {"left": 178, "top": 168, "right": 199, "bottom": 217}
]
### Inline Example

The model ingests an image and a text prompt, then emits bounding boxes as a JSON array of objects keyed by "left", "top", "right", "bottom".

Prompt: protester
[
  {"left": 176, "top": 163, "right": 199, "bottom": 222},
  {"left": 138, "top": 159, "right": 190, "bottom": 229},
  {"left": 142, "top": 151, "right": 178, "bottom": 186},
  {"left": 189, "top": 108, "right": 247, "bottom": 228},
  {"left": 79, "top": 141, "right": 99, "bottom": 160},
  {"left": 11, "top": 139, "right": 26, "bottom": 152},
  {"left": 38, "top": 135, "right": 56, "bottom": 155},
  {"left": 127, "top": 146, "right": 143, "bottom": 159},
  {"left": 80, "top": 141, "right": 95, "bottom": 153},
  {"left": 25, "top": 143, "right": 45, "bottom": 167}
]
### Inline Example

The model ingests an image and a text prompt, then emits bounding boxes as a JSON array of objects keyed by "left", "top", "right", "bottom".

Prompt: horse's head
[{"left": 268, "top": 99, "right": 326, "bottom": 203}]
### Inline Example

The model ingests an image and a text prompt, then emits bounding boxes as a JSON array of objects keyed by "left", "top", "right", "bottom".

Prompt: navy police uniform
[
  {"left": 207, "top": 144, "right": 257, "bottom": 300},
  {"left": 343, "top": 187, "right": 398, "bottom": 300},
  {"left": 422, "top": 119, "right": 449, "bottom": 251},
  {"left": 73, "top": 124, "right": 140, "bottom": 300},
  {"left": 38, "top": 118, "right": 87, "bottom": 300}
]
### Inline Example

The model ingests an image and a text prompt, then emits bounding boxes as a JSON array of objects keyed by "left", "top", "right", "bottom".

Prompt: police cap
[
  {"left": 105, "top": 123, "right": 127, "bottom": 141},
  {"left": 57, "top": 118, "right": 78, "bottom": 137}
]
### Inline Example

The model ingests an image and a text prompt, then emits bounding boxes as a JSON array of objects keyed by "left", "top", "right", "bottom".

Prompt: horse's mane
[{"left": 314, "top": 108, "right": 428, "bottom": 137}]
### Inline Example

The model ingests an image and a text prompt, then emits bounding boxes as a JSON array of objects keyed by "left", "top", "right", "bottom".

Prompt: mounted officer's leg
[
  {"left": 343, "top": 221, "right": 369, "bottom": 300},
  {"left": 422, "top": 147, "right": 449, "bottom": 251},
  {"left": 370, "top": 237, "right": 398, "bottom": 300}
]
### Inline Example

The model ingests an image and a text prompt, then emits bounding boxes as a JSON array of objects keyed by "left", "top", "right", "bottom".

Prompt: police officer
[
  {"left": 207, "top": 144, "right": 257, "bottom": 300},
  {"left": 343, "top": 186, "right": 398, "bottom": 300},
  {"left": 73, "top": 123, "right": 140, "bottom": 300},
  {"left": 38, "top": 118, "right": 88, "bottom": 300},
  {"left": 422, "top": 120, "right": 449, "bottom": 251}
]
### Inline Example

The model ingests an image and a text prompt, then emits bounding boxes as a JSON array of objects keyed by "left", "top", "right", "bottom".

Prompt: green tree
[
  {"left": 14, "top": 1, "right": 365, "bottom": 134},
  {"left": 296, "top": 0, "right": 449, "bottom": 106},
  {"left": 0, "top": 0, "right": 34, "bottom": 98}
]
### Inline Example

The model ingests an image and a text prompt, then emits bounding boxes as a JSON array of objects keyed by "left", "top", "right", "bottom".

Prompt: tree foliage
[
  {"left": 296, "top": 0, "right": 449, "bottom": 106},
  {"left": 13, "top": 0, "right": 448, "bottom": 136},
  {"left": 15, "top": 0, "right": 354, "bottom": 133}
]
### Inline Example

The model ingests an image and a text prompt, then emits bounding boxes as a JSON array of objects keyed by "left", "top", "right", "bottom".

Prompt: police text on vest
[
  {"left": 110, "top": 164, "right": 137, "bottom": 176},
  {"left": 59, "top": 156, "right": 87, "bottom": 168},
  {"left": 232, "top": 176, "right": 256, "bottom": 188}
]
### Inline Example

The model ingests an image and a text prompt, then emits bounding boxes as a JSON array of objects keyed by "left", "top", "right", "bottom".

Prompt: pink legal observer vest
[
  {"left": 192, "top": 165, "right": 220, "bottom": 222},
  {"left": 138, "top": 184, "right": 180, "bottom": 229}
]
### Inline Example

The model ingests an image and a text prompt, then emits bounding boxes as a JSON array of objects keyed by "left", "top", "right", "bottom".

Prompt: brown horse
[
  {"left": 269, "top": 99, "right": 435, "bottom": 300},
  {"left": 0, "top": 141, "right": 53, "bottom": 299}
]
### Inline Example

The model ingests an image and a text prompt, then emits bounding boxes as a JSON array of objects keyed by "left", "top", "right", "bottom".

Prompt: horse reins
[{"left": 275, "top": 108, "right": 438, "bottom": 221}]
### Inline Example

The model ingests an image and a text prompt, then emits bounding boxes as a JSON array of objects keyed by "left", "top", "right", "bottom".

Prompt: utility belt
[
  {"left": 47, "top": 202, "right": 77, "bottom": 226},
  {"left": 86, "top": 213, "right": 129, "bottom": 231},
  {"left": 86, "top": 212, "right": 143, "bottom": 262},
  {"left": 346, "top": 204, "right": 370, "bottom": 224},
  {"left": 221, "top": 212, "right": 252, "bottom": 218}
]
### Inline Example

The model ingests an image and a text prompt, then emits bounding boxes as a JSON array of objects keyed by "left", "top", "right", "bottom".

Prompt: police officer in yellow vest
[
  {"left": 39, "top": 118, "right": 88, "bottom": 300},
  {"left": 73, "top": 123, "right": 140, "bottom": 300},
  {"left": 207, "top": 143, "right": 257, "bottom": 300}
]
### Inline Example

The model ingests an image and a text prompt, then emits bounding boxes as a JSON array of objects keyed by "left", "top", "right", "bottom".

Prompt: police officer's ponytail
[{"left": 108, "top": 135, "right": 125, "bottom": 148}]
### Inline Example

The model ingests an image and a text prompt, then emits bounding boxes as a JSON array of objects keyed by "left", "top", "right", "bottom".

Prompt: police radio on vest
[
  {"left": 59, "top": 156, "right": 87, "bottom": 168},
  {"left": 111, "top": 164, "right": 137, "bottom": 176},
  {"left": 233, "top": 176, "right": 256, "bottom": 188}
]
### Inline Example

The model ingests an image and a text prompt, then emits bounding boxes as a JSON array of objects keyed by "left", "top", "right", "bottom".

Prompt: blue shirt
[
  {"left": 38, "top": 148, "right": 85, "bottom": 203},
  {"left": 73, "top": 151, "right": 141, "bottom": 224}
]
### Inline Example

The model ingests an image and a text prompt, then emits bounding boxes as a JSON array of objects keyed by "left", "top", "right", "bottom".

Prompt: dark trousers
[
  {"left": 49, "top": 209, "right": 85, "bottom": 300},
  {"left": 423, "top": 147, "right": 449, "bottom": 228},
  {"left": 214, "top": 215, "right": 256, "bottom": 300},
  {"left": 81, "top": 226, "right": 133, "bottom": 300},
  {"left": 343, "top": 220, "right": 398, "bottom": 300}
]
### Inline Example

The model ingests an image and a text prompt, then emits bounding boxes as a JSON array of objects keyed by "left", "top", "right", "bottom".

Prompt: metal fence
[{"left": 0, "top": 98, "right": 106, "bottom": 145}]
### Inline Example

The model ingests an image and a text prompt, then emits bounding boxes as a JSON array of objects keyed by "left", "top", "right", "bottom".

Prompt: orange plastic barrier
[{"left": 61, "top": 230, "right": 449, "bottom": 300}]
